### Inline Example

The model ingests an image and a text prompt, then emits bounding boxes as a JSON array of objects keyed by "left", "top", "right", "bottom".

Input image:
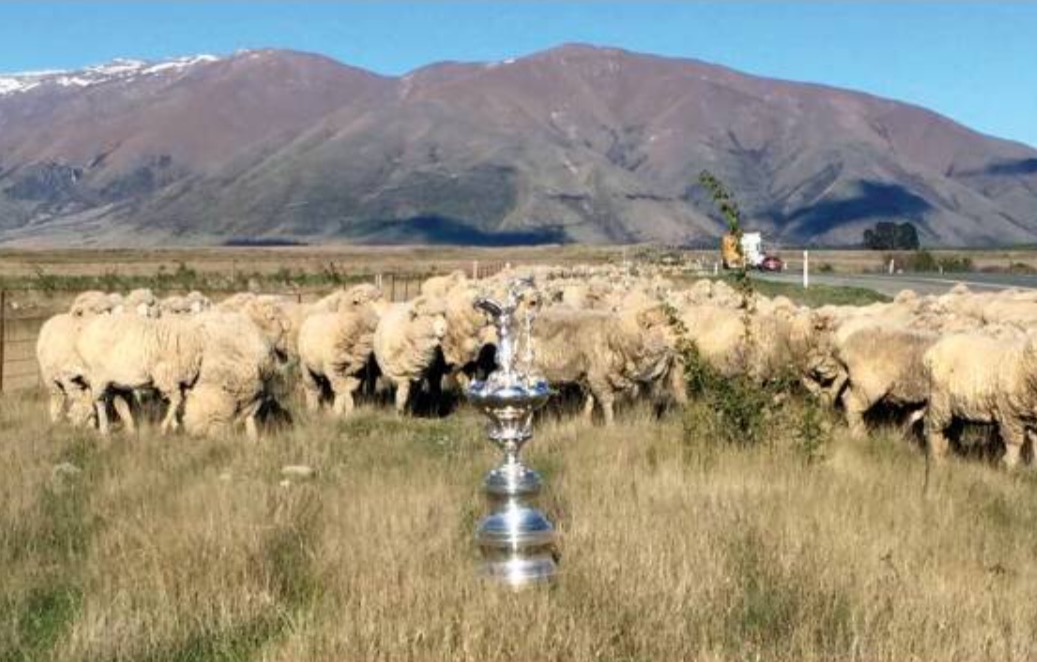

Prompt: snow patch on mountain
[{"left": 0, "top": 54, "right": 220, "bottom": 97}]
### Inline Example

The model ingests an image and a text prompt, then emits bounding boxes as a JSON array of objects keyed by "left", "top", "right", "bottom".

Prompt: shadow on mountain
[
  {"left": 349, "top": 215, "right": 570, "bottom": 246},
  {"left": 782, "top": 180, "right": 932, "bottom": 235},
  {"left": 984, "top": 158, "right": 1037, "bottom": 176}
]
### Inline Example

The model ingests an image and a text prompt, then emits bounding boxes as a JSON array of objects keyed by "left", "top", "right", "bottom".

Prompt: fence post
[
  {"left": 803, "top": 250, "right": 809, "bottom": 289},
  {"left": 0, "top": 289, "right": 6, "bottom": 394},
  {"left": 390, "top": 274, "right": 396, "bottom": 301},
  {"left": 472, "top": 260, "right": 478, "bottom": 280}
]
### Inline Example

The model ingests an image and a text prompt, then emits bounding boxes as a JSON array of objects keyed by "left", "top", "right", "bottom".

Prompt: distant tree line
[{"left": 862, "top": 221, "right": 919, "bottom": 250}]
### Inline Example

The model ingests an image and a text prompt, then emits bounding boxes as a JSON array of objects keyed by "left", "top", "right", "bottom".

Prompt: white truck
[{"left": 740, "top": 232, "right": 765, "bottom": 269}]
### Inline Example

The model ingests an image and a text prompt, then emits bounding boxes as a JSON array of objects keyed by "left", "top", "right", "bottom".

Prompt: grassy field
[
  {"left": 2, "top": 245, "right": 1036, "bottom": 290},
  {"left": 4, "top": 388, "right": 1037, "bottom": 661},
  {"left": 0, "top": 254, "right": 1031, "bottom": 660},
  {"left": 0, "top": 245, "right": 622, "bottom": 289}
]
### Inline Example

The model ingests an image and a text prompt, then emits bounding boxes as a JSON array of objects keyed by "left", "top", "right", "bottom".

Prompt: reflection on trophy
[{"left": 466, "top": 277, "right": 558, "bottom": 586}]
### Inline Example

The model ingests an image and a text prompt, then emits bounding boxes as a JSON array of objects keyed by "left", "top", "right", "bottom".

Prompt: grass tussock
[{"left": 3, "top": 391, "right": 1037, "bottom": 661}]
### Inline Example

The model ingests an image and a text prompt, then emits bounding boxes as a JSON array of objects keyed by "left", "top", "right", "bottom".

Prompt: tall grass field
[{"left": 3, "top": 388, "right": 1037, "bottom": 661}]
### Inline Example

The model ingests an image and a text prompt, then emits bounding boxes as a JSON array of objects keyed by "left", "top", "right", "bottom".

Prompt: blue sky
[{"left": 2, "top": 2, "right": 1036, "bottom": 148}]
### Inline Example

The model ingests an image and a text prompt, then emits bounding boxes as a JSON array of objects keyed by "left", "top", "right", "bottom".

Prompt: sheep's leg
[
  {"left": 586, "top": 375, "right": 616, "bottom": 426},
  {"left": 924, "top": 410, "right": 951, "bottom": 463},
  {"left": 1000, "top": 419, "right": 1026, "bottom": 470},
  {"left": 331, "top": 376, "right": 360, "bottom": 416},
  {"left": 668, "top": 363, "right": 688, "bottom": 406},
  {"left": 600, "top": 395, "right": 616, "bottom": 426},
  {"left": 245, "top": 411, "right": 259, "bottom": 441},
  {"left": 160, "top": 388, "right": 183, "bottom": 434},
  {"left": 47, "top": 383, "right": 66, "bottom": 423},
  {"left": 301, "top": 368, "right": 322, "bottom": 413},
  {"left": 453, "top": 370, "right": 470, "bottom": 393},
  {"left": 581, "top": 391, "right": 596, "bottom": 422},
  {"left": 841, "top": 386, "right": 871, "bottom": 439},
  {"left": 95, "top": 397, "right": 111, "bottom": 436},
  {"left": 901, "top": 406, "right": 927, "bottom": 437},
  {"left": 113, "top": 395, "right": 136, "bottom": 434},
  {"left": 394, "top": 380, "right": 411, "bottom": 415}
]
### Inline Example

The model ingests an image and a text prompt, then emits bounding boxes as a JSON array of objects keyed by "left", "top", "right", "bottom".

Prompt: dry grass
[
  {"left": 3, "top": 246, "right": 1035, "bottom": 284},
  {"left": 0, "top": 245, "right": 623, "bottom": 283},
  {"left": 3, "top": 390, "right": 1037, "bottom": 661}
]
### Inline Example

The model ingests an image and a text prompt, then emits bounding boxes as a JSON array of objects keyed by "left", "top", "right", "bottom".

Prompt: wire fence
[{"left": 0, "top": 259, "right": 511, "bottom": 394}]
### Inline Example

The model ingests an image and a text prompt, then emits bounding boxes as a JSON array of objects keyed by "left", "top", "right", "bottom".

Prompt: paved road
[{"left": 756, "top": 271, "right": 1037, "bottom": 297}]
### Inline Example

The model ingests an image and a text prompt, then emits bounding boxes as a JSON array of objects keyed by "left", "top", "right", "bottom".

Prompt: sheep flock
[{"left": 33, "top": 266, "right": 1037, "bottom": 469}]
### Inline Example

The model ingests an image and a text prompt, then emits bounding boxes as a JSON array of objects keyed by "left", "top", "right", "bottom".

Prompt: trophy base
[
  {"left": 480, "top": 548, "right": 558, "bottom": 587},
  {"left": 476, "top": 503, "right": 558, "bottom": 587}
]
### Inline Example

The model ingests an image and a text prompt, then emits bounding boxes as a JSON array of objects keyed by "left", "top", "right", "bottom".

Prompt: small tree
[{"left": 863, "top": 221, "right": 919, "bottom": 250}]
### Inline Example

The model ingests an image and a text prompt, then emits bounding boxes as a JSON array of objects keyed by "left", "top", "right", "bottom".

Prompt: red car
[{"left": 759, "top": 255, "right": 784, "bottom": 272}]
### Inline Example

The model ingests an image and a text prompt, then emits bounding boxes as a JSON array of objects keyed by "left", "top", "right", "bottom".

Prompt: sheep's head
[
  {"left": 410, "top": 296, "right": 449, "bottom": 339},
  {"left": 243, "top": 299, "right": 290, "bottom": 355},
  {"left": 346, "top": 283, "right": 383, "bottom": 308},
  {"left": 69, "top": 291, "right": 113, "bottom": 317},
  {"left": 125, "top": 288, "right": 160, "bottom": 318},
  {"left": 186, "top": 291, "right": 212, "bottom": 313},
  {"left": 160, "top": 296, "right": 188, "bottom": 316}
]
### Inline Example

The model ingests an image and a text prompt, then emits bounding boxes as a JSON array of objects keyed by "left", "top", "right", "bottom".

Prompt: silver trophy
[{"left": 466, "top": 278, "right": 558, "bottom": 586}]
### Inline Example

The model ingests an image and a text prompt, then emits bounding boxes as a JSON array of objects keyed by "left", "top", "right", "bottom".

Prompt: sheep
[
  {"left": 36, "top": 313, "right": 95, "bottom": 426},
  {"left": 75, "top": 314, "right": 205, "bottom": 435},
  {"left": 439, "top": 283, "right": 498, "bottom": 388},
  {"left": 833, "top": 322, "right": 937, "bottom": 438},
  {"left": 220, "top": 294, "right": 291, "bottom": 359},
  {"left": 297, "top": 302, "right": 384, "bottom": 416},
  {"left": 531, "top": 304, "right": 678, "bottom": 425},
  {"left": 677, "top": 303, "right": 773, "bottom": 380},
  {"left": 923, "top": 333, "right": 1037, "bottom": 468},
  {"left": 181, "top": 311, "right": 279, "bottom": 439},
  {"left": 373, "top": 296, "right": 448, "bottom": 414}
]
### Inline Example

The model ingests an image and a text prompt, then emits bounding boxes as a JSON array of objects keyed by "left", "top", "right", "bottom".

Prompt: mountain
[{"left": 1, "top": 44, "right": 1035, "bottom": 247}]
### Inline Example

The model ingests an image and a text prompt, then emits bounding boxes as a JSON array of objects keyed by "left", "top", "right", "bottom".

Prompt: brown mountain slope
[{"left": 1, "top": 44, "right": 1035, "bottom": 246}]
